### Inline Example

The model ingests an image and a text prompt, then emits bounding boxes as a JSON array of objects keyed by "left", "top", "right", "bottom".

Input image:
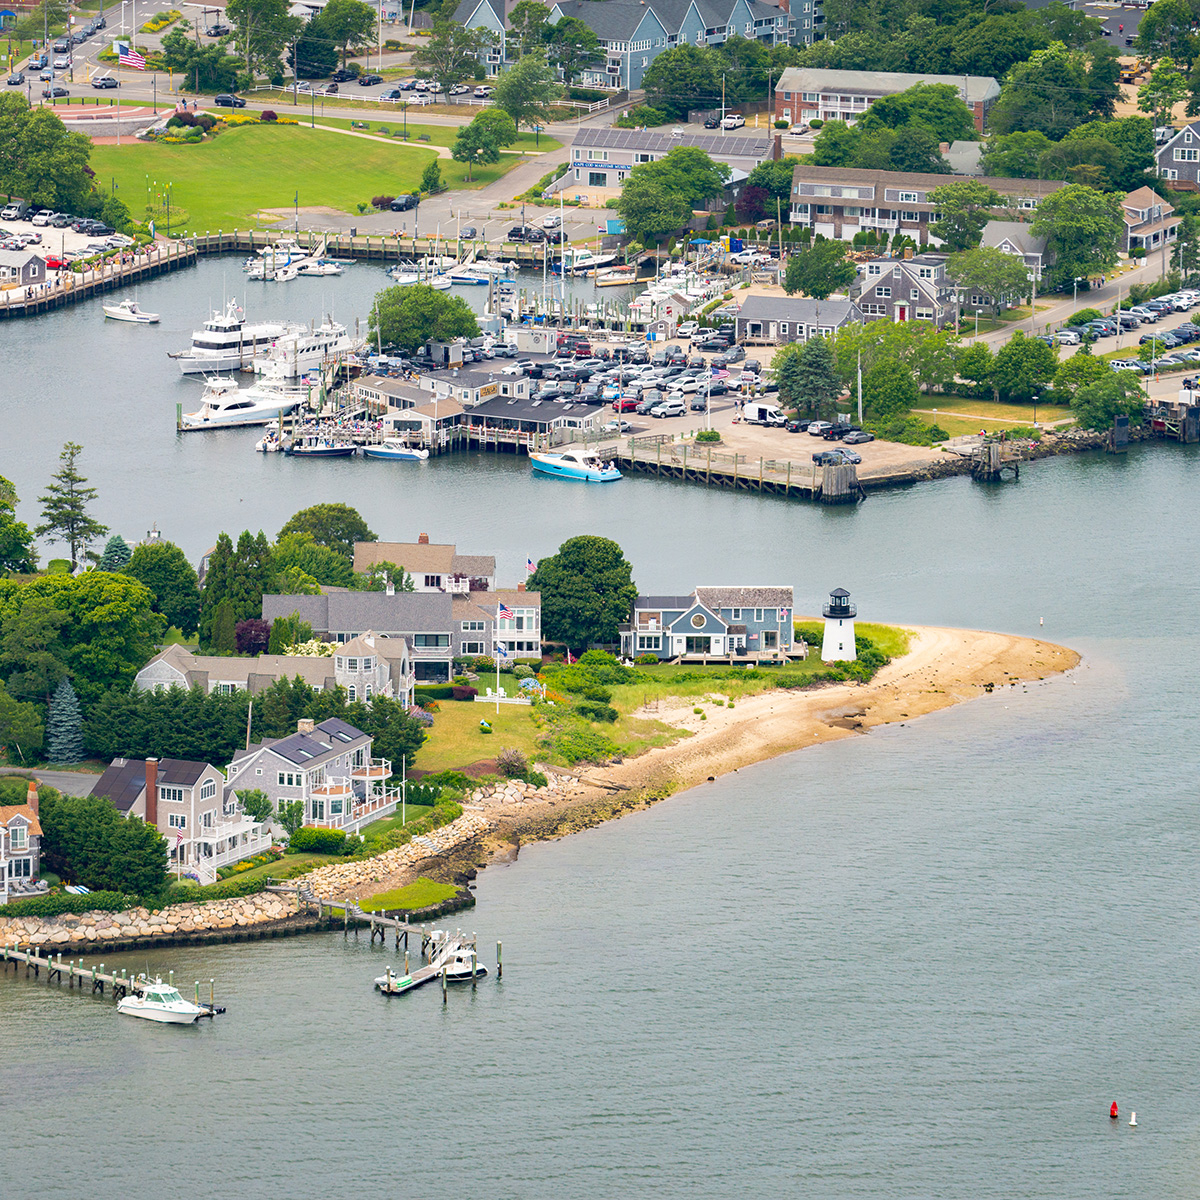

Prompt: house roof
[
  {"left": 355, "top": 375, "right": 427, "bottom": 406},
  {"left": 395, "top": 398, "right": 466, "bottom": 423},
  {"left": 552, "top": 0, "right": 657, "bottom": 39},
  {"left": 453, "top": 0, "right": 504, "bottom": 25},
  {"left": 1157, "top": 121, "right": 1200, "bottom": 158},
  {"left": 136, "top": 645, "right": 338, "bottom": 693},
  {"left": 263, "top": 718, "right": 369, "bottom": 767},
  {"left": 694, "top": 586, "right": 793, "bottom": 609},
  {"left": 0, "top": 803, "right": 42, "bottom": 837},
  {"left": 775, "top": 66, "right": 1000, "bottom": 105},
  {"left": 452, "top": 589, "right": 542, "bottom": 620},
  {"left": 261, "top": 590, "right": 454, "bottom": 633},
  {"left": 1121, "top": 186, "right": 1174, "bottom": 223},
  {"left": 573, "top": 126, "right": 774, "bottom": 160},
  {"left": 944, "top": 140, "right": 984, "bottom": 176},
  {"left": 90, "top": 757, "right": 213, "bottom": 813},
  {"left": 352, "top": 540, "right": 494, "bottom": 578},
  {"left": 736, "top": 294, "right": 861, "bottom": 326},
  {"left": 467, "top": 394, "right": 599, "bottom": 424},
  {"left": 981, "top": 220, "right": 1047, "bottom": 257},
  {"left": 791, "top": 163, "right": 1064, "bottom": 202},
  {"left": 0, "top": 250, "right": 43, "bottom": 268}
]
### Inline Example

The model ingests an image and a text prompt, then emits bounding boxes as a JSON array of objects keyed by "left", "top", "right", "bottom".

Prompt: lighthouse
[{"left": 821, "top": 588, "right": 857, "bottom": 662}]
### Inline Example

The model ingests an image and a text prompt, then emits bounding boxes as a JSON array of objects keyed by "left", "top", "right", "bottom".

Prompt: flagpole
[{"left": 496, "top": 600, "right": 501, "bottom": 715}]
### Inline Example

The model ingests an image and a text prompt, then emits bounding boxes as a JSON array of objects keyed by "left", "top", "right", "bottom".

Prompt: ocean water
[{"left": 3, "top": 257, "right": 1198, "bottom": 1197}]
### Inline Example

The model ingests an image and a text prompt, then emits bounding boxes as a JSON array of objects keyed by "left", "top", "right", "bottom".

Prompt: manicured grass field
[
  {"left": 356, "top": 877, "right": 458, "bottom": 912},
  {"left": 914, "top": 412, "right": 1052, "bottom": 439},
  {"left": 359, "top": 806, "right": 434, "bottom": 839},
  {"left": 90, "top": 125, "right": 444, "bottom": 233},
  {"left": 204, "top": 852, "right": 342, "bottom": 888},
  {"left": 414, "top": 700, "right": 546, "bottom": 772},
  {"left": 914, "top": 399, "right": 1072, "bottom": 425},
  {"left": 311, "top": 115, "right": 559, "bottom": 154}
]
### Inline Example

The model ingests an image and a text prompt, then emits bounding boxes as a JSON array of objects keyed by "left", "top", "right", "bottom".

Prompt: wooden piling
[{"left": 497, "top": 940, "right": 502, "bottom": 980}]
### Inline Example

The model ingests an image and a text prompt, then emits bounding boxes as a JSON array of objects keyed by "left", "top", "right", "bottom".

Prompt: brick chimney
[
  {"left": 298, "top": 718, "right": 315, "bottom": 734},
  {"left": 418, "top": 532, "right": 430, "bottom": 544},
  {"left": 517, "top": 582, "right": 526, "bottom": 592},
  {"left": 26, "top": 779, "right": 38, "bottom": 818},
  {"left": 145, "top": 758, "right": 158, "bottom": 827}
]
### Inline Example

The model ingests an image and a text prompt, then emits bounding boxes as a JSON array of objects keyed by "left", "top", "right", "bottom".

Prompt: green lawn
[
  {"left": 311, "top": 115, "right": 559, "bottom": 155},
  {"left": 915, "top": 399, "right": 1072, "bottom": 425},
  {"left": 914, "top": 412, "right": 1053, "bottom": 439},
  {"left": 205, "top": 852, "right": 343, "bottom": 888},
  {"left": 415, "top": 700, "right": 546, "bottom": 772},
  {"left": 90, "top": 125, "right": 443, "bottom": 233},
  {"left": 355, "top": 877, "right": 458, "bottom": 913}
]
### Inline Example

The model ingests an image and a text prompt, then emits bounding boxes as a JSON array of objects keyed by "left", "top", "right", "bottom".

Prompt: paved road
[{"left": 0, "top": 766, "right": 101, "bottom": 794}]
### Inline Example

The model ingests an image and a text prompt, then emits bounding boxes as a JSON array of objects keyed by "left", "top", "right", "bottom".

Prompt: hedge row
[
  {"left": 287, "top": 826, "right": 348, "bottom": 854},
  {"left": 0, "top": 890, "right": 140, "bottom": 919}
]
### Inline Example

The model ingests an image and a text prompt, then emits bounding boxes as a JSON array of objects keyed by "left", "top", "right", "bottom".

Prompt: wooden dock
[{"left": 1, "top": 944, "right": 223, "bottom": 1014}]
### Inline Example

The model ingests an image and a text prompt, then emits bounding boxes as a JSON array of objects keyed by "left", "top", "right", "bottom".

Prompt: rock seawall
[{"left": 0, "top": 892, "right": 295, "bottom": 948}]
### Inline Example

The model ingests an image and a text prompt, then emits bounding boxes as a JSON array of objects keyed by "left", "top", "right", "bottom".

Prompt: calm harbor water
[{"left": 3, "top": 258, "right": 1199, "bottom": 1197}]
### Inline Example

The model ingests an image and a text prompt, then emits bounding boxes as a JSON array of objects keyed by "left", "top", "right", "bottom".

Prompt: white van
[{"left": 743, "top": 401, "right": 786, "bottom": 426}]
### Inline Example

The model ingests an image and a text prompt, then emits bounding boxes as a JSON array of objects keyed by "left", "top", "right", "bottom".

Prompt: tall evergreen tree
[
  {"left": 226, "top": 531, "right": 274, "bottom": 624},
  {"left": 96, "top": 535, "right": 132, "bottom": 573},
  {"left": 35, "top": 443, "right": 109, "bottom": 571},
  {"left": 199, "top": 531, "right": 234, "bottom": 648},
  {"left": 46, "top": 677, "right": 84, "bottom": 763},
  {"left": 210, "top": 599, "right": 238, "bottom": 656}
]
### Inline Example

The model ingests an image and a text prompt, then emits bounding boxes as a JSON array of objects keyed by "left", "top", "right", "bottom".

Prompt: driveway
[{"left": 0, "top": 766, "right": 101, "bottom": 795}]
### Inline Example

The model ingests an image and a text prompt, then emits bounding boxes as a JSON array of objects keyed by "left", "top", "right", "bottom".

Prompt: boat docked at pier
[
  {"left": 553, "top": 248, "right": 618, "bottom": 276},
  {"left": 530, "top": 449, "right": 621, "bottom": 482},
  {"left": 362, "top": 437, "right": 430, "bottom": 461},
  {"left": 252, "top": 317, "right": 359, "bottom": 379},
  {"left": 170, "top": 299, "right": 292, "bottom": 375},
  {"left": 284, "top": 434, "right": 357, "bottom": 457},
  {"left": 179, "top": 371, "right": 305, "bottom": 431},
  {"left": 117, "top": 978, "right": 207, "bottom": 1024}
]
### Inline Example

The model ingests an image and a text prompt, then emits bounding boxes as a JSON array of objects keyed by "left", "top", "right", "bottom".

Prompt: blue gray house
[
  {"left": 620, "top": 587, "right": 797, "bottom": 662},
  {"left": 451, "top": 0, "right": 510, "bottom": 76}
]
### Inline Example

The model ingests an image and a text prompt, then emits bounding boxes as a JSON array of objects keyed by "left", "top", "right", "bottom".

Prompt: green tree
[
  {"left": 198, "top": 531, "right": 233, "bottom": 647},
  {"left": 35, "top": 442, "right": 108, "bottom": 572},
  {"left": 490, "top": 51, "right": 558, "bottom": 132},
  {"left": 451, "top": 120, "right": 502, "bottom": 180},
  {"left": 313, "top": 0, "right": 377, "bottom": 67},
  {"left": 508, "top": 0, "right": 551, "bottom": 56},
  {"left": 615, "top": 175, "right": 692, "bottom": 245},
  {"left": 420, "top": 159, "right": 444, "bottom": 195},
  {"left": 991, "top": 330, "right": 1059, "bottom": 402},
  {"left": 641, "top": 45, "right": 721, "bottom": 121},
  {"left": 289, "top": 19, "right": 338, "bottom": 78},
  {"left": 96, "top": 535, "right": 132, "bottom": 574},
  {"left": 947, "top": 247, "right": 1033, "bottom": 315},
  {"left": 161, "top": 28, "right": 242, "bottom": 89},
  {"left": 1174, "top": 212, "right": 1199, "bottom": 277},
  {"left": 927, "top": 181, "right": 1005, "bottom": 252},
  {"left": 544, "top": 16, "right": 600, "bottom": 84},
  {"left": 0, "top": 474, "right": 37, "bottom": 574},
  {"left": 271, "top": 531, "right": 353, "bottom": 588},
  {"left": 989, "top": 44, "right": 1116, "bottom": 140},
  {"left": 225, "top": 0, "right": 301, "bottom": 78},
  {"left": 632, "top": 146, "right": 731, "bottom": 209},
  {"left": 124, "top": 541, "right": 201, "bottom": 637},
  {"left": 1061, "top": 118, "right": 1155, "bottom": 193},
  {"left": 0, "top": 680, "right": 44, "bottom": 764},
  {"left": 369, "top": 283, "right": 481, "bottom": 352},
  {"left": 859, "top": 82, "right": 978, "bottom": 144},
  {"left": 0, "top": 592, "right": 69, "bottom": 704},
  {"left": 46, "top": 677, "right": 84, "bottom": 763},
  {"left": 774, "top": 337, "right": 842, "bottom": 416},
  {"left": 364, "top": 694, "right": 426, "bottom": 773},
  {"left": 743, "top": 157, "right": 801, "bottom": 205},
  {"left": 278, "top": 504, "right": 376, "bottom": 561},
  {"left": 981, "top": 130, "right": 1056, "bottom": 179},
  {"left": 273, "top": 566, "right": 322, "bottom": 594},
  {"left": 236, "top": 788, "right": 274, "bottom": 823},
  {"left": 909, "top": 328, "right": 962, "bottom": 395},
  {"left": 1072, "top": 371, "right": 1146, "bottom": 431},
  {"left": 528, "top": 536, "right": 637, "bottom": 649},
  {"left": 470, "top": 105, "right": 518, "bottom": 146},
  {"left": 1030, "top": 183, "right": 1123, "bottom": 291},
  {"left": 1038, "top": 137, "right": 1125, "bottom": 190},
  {"left": 957, "top": 341, "right": 996, "bottom": 399},
  {"left": 414, "top": 19, "right": 493, "bottom": 96},
  {"left": 267, "top": 612, "right": 315, "bottom": 653},
  {"left": 0, "top": 95, "right": 94, "bottom": 213},
  {"left": 277, "top": 798, "right": 305, "bottom": 836},
  {"left": 784, "top": 240, "right": 855, "bottom": 300},
  {"left": 210, "top": 598, "right": 237, "bottom": 656},
  {"left": 1138, "top": 57, "right": 1189, "bottom": 129},
  {"left": 1053, "top": 345, "right": 1111, "bottom": 399},
  {"left": 862, "top": 359, "right": 919, "bottom": 420},
  {"left": 1135, "top": 0, "right": 1197, "bottom": 65},
  {"left": 350, "top": 561, "right": 415, "bottom": 592},
  {"left": 224, "top": 530, "right": 274, "bottom": 625}
]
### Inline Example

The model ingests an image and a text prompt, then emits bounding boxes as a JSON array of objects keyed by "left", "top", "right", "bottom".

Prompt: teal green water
[{"left": 2, "top": 261, "right": 1198, "bottom": 1197}]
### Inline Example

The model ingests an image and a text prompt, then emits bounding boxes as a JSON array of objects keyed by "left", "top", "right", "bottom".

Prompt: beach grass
[
  {"left": 355, "top": 877, "right": 458, "bottom": 912},
  {"left": 89, "top": 124, "right": 526, "bottom": 234}
]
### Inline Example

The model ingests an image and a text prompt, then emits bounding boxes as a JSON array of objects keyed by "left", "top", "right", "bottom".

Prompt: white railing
[
  {"left": 188, "top": 827, "right": 274, "bottom": 885},
  {"left": 858, "top": 215, "right": 899, "bottom": 229}
]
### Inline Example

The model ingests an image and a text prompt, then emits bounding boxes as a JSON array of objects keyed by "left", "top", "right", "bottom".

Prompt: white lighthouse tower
[{"left": 821, "top": 588, "right": 857, "bottom": 662}]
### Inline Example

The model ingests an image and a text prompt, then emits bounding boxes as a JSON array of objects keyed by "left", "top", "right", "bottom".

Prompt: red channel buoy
[{"left": 1110, "top": 1102, "right": 1119, "bottom": 1120}]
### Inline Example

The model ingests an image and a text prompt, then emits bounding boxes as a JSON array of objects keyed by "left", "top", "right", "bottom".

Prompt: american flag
[
  {"left": 496, "top": 641, "right": 509, "bottom": 659},
  {"left": 526, "top": 557, "right": 536, "bottom": 575},
  {"left": 175, "top": 830, "right": 184, "bottom": 847},
  {"left": 498, "top": 603, "right": 514, "bottom": 620},
  {"left": 118, "top": 44, "right": 146, "bottom": 70}
]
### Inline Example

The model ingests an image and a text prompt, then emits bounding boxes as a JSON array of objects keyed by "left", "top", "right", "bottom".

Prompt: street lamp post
[
  {"left": 975, "top": 308, "right": 982, "bottom": 337},
  {"left": 1031, "top": 389, "right": 1038, "bottom": 429}
]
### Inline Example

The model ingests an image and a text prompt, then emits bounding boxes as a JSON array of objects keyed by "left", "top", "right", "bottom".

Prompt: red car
[
  {"left": 44, "top": 255, "right": 68, "bottom": 270},
  {"left": 613, "top": 396, "right": 640, "bottom": 412}
]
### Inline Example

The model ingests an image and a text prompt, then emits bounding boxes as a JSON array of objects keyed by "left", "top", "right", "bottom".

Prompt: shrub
[
  {"left": 260, "top": 109, "right": 278, "bottom": 122},
  {"left": 1129, "top": 247, "right": 1146, "bottom": 259},
  {"left": 166, "top": 112, "right": 195, "bottom": 128},
  {"left": 450, "top": 685, "right": 479, "bottom": 701},
  {"left": 496, "top": 747, "right": 529, "bottom": 778},
  {"left": 286, "top": 826, "right": 348, "bottom": 854},
  {"left": 414, "top": 685, "right": 454, "bottom": 701},
  {"left": 418, "top": 769, "right": 475, "bottom": 795},
  {"left": 471, "top": 655, "right": 495, "bottom": 672},
  {"left": 526, "top": 769, "right": 548, "bottom": 789},
  {"left": 411, "top": 709, "right": 435, "bottom": 727},
  {"left": 194, "top": 113, "right": 216, "bottom": 131},
  {"left": 550, "top": 720, "right": 618, "bottom": 763},
  {"left": 419, "top": 698, "right": 441, "bottom": 713},
  {"left": 635, "top": 653, "right": 659, "bottom": 665},
  {"left": 513, "top": 664, "right": 534, "bottom": 679},
  {"left": 0, "top": 890, "right": 139, "bottom": 919},
  {"left": 574, "top": 700, "right": 618, "bottom": 723},
  {"left": 372, "top": 194, "right": 396, "bottom": 209},
  {"left": 809, "top": 118, "right": 823, "bottom": 128},
  {"left": 695, "top": 429, "right": 721, "bottom": 443},
  {"left": 568, "top": 86, "right": 607, "bottom": 101}
]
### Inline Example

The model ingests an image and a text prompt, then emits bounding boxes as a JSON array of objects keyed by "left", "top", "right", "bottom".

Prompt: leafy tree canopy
[
  {"left": 278, "top": 504, "right": 376, "bottom": 561},
  {"left": 859, "top": 82, "right": 979, "bottom": 144},
  {"left": 641, "top": 45, "right": 721, "bottom": 121},
  {"left": 1030, "top": 183, "right": 1123, "bottom": 290},
  {"left": 0, "top": 474, "right": 37, "bottom": 575},
  {"left": 490, "top": 51, "right": 559, "bottom": 131},
  {"left": 124, "top": 540, "right": 201, "bottom": 637},
  {"left": 528, "top": 536, "right": 637, "bottom": 649},
  {"left": 369, "top": 283, "right": 481, "bottom": 351},
  {"left": 784, "top": 239, "right": 856, "bottom": 300},
  {"left": 927, "top": 181, "right": 1005, "bottom": 252},
  {"left": 1072, "top": 371, "right": 1146, "bottom": 431},
  {"left": 0, "top": 95, "right": 94, "bottom": 214}
]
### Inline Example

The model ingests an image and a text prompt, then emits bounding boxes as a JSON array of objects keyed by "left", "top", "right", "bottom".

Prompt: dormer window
[{"left": 10, "top": 824, "right": 26, "bottom": 850}]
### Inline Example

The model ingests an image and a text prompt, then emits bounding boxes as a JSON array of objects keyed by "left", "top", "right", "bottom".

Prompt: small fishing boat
[
  {"left": 296, "top": 259, "right": 344, "bottom": 277},
  {"left": 117, "top": 977, "right": 207, "bottom": 1024},
  {"left": 285, "top": 435, "right": 356, "bottom": 458},
  {"left": 530, "top": 449, "right": 621, "bottom": 482},
  {"left": 255, "top": 429, "right": 283, "bottom": 452},
  {"left": 103, "top": 297, "right": 159, "bottom": 323},
  {"left": 273, "top": 262, "right": 300, "bottom": 283},
  {"left": 362, "top": 437, "right": 430, "bottom": 461},
  {"left": 595, "top": 266, "right": 637, "bottom": 287}
]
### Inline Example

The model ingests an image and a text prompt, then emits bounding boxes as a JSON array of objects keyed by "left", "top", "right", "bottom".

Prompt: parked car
[
  {"left": 677, "top": 320, "right": 699, "bottom": 339},
  {"left": 214, "top": 93, "right": 246, "bottom": 107},
  {"left": 507, "top": 224, "right": 537, "bottom": 241},
  {"left": 690, "top": 395, "right": 710, "bottom": 411},
  {"left": 786, "top": 419, "right": 811, "bottom": 433},
  {"left": 357, "top": 74, "right": 383, "bottom": 86},
  {"left": 613, "top": 397, "right": 641, "bottom": 412},
  {"left": 449, "top": 83, "right": 470, "bottom": 95},
  {"left": 542, "top": 213, "right": 562, "bottom": 229},
  {"left": 807, "top": 421, "right": 833, "bottom": 436},
  {"left": 721, "top": 113, "right": 745, "bottom": 129},
  {"left": 49, "top": 212, "right": 73, "bottom": 227},
  {"left": 379, "top": 87, "right": 405, "bottom": 100},
  {"left": 330, "top": 68, "right": 357, "bottom": 82},
  {"left": 1056, "top": 331, "right": 1081, "bottom": 345},
  {"left": 651, "top": 399, "right": 687, "bottom": 418},
  {"left": 30, "top": 209, "right": 54, "bottom": 226},
  {"left": 206, "top": 22, "right": 231, "bottom": 34},
  {"left": 703, "top": 115, "right": 720, "bottom": 129},
  {"left": 325, "top": 82, "right": 339, "bottom": 92},
  {"left": 839, "top": 448, "right": 863, "bottom": 464},
  {"left": 390, "top": 194, "right": 419, "bottom": 211},
  {"left": 92, "top": 76, "right": 119, "bottom": 88},
  {"left": 842, "top": 430, "right": 875, "bottom": 445},
  {"left": 698, "top": 335, "right": 730, "bottom": 351},
  {"left": 813, "top": 449, "right": 844, "bottom": 464},
  {"left": 474, "top": 85, "right": 494, "bottom": 97}
]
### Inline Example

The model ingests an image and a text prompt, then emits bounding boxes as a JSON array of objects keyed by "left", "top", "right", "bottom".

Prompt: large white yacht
[
  {"left": 180, "top": 369, "right": 306, "bottom": 431},
  {"left": 170, "top": 299, "right": 293, "bottom": 375},
  {"left": 251, "top": 316, "right": 360, "bottom": 379}
]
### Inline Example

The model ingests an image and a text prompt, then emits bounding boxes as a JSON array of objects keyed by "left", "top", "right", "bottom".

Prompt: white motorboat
[
  {"left": 440, "top": 945, "right": 489, "bottom": 982},
  {"left": 256, "top": 237, "right": 307, "bottom": 258},
  {"left": 530, "top": 448, "right": 621, "bottom": 482},
  {"left": 388, "top": 270, "right": 421, "bottom": 286},
  {"left": 117, "top": 977, "right": 207, "bottom": 1024},
  {"left": 297, "top": 259, "right": 344, "bottom": 276},
  {"left": 362, "top": 437, "right": 430, "bottom": 461},
  {"left": 273, "top": 262, "right": 300, "bottom": 283},
  {"left": 256, "top": 429, "right": 283, "bottom": 452},
  {"left": 180, "top": 371, "right": 304, "bottom": 430},
  {"left": 170, "top": 299, "right": 293, "bottom": 375},
  {"left": 103, "top": 297, "right": 159, "bottom": 323},
  {"left": 243, "top": 259, "right": 268, "bottom": 280},
  {"left": 252, "top": 317, "right": 359, "bottom": 378},
  {"left": 553, "top": 248, "right": 618, "bottom": 276}
]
